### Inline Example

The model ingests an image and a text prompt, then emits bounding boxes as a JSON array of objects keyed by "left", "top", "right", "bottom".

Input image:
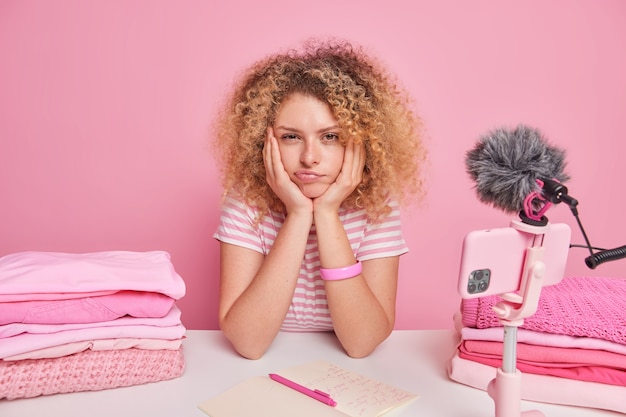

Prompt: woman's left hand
[{"left": 314, "top": 139, "right": 365, "bottom": 213}]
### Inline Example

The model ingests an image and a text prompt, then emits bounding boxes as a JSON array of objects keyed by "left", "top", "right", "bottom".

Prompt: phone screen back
[{"left": 458, "top": 222, "right": 571, "bottom": 298}]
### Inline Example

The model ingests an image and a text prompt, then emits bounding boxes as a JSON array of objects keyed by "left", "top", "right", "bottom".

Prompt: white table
[{"left": 0, "top": 330, "right": 621, "bottom": 417}]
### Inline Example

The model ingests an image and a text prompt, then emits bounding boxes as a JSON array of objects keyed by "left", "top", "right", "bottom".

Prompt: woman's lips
[{"left": 295, "top": 170, "right": 323, "bottom": 183}]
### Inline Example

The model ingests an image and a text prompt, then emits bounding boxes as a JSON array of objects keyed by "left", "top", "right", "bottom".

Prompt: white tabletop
[{"left": 0, "top": 330, "right": 621, "bottom": 417}]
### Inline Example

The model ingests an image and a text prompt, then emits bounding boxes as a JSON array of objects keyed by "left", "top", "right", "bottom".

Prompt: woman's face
[{"left": 272, "top": 93, "right": 345, "bottom": 199}]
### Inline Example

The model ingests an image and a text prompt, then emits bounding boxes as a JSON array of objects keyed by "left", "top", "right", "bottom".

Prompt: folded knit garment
[
  {"left": 0, "top": 347, "right": 185, "bottom": 400},
  {"left": 460, "top": 276, "right": 626, "bottom": 345}
]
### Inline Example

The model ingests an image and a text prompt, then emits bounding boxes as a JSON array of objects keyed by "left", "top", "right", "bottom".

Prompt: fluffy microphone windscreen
[{"left": 465, "top": 125, "right": 570, "bottom": 213}]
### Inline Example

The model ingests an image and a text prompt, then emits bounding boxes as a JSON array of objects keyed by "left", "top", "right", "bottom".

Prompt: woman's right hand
[{"left": 264, "top": 127, "right": 313, "bottom": 216}]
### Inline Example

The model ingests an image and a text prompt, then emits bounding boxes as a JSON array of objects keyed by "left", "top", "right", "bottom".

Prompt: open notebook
[{"left": 198, "top": 360, "right": 418, "bottom": 417}]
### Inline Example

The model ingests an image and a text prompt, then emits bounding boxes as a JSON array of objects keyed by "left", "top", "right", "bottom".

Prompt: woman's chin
[{"left": 299, "top": 184, "right": 329, "bottom": 199}]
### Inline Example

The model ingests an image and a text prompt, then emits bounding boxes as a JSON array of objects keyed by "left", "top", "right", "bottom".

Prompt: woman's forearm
[
  {"left": 219, "top": 211, "right": 312, "bottom": 359},
  {"left": 324, "top": 262, "right": 397, "bottom": 358},
  {"left": 313, "top": 210, "right": 398, "bottom": 357}
]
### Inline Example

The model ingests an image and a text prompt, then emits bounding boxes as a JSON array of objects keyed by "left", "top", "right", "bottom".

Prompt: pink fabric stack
[
  {"left": 448, "top": 275, "right": 626, "bottom": 414},
  {"left": 0, "top": 251, "right": 186, "bottom": 400}
]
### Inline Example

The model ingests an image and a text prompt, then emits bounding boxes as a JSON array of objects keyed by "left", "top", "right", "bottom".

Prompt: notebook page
[
  {"left": 278, "top": 360, "right": 418, "bottom": 417},
  {"left": 198, "top": 376, "right": 350, "bottom": 417}
]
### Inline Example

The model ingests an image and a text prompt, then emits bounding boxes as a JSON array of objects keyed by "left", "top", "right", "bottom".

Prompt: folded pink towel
[
  {"left": 1, "top": 304, "right": 183, "bottom": 339},
  {"left": 0, "top": 347, "right": 185, "bottom": 400},
  {"left": 0, "top": 305, "right": 185, "bottom": 359},
  {"left": 461, "top": 276, "right": 626, "bottom": 345},
  {"left": 0, "top": 251, "right": 185, "bottom": 302},
  {"left": 448, "top": 351, "right": 626, "bottom": 414},
  {"left": 462, "top": 339, "right": 626, "bottom": 370},
  {"left": 0, "top": 290, "right": 175, "bottom": 325},
  {"left": 4, "top": 337, "right": 184, "bottom": 361},
  {"left": 460, "top": 326, "right": 626, "bottom": 356},
  {"left": 458, "top": 341, "right": 626, "bottom": 386}
]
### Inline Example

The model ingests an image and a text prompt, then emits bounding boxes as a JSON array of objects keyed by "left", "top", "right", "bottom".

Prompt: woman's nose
[{"left": 300, "top": 140, "right": 320, "bottom": 166}]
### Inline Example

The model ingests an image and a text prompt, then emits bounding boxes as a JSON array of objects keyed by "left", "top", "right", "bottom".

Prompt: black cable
[
  {"left": 570, "top": 206, "right": 598, "bottom": 268},
  {"left": 568, "top": 205, "right": 626, "bottom": 269},
  {"left": 569, "top": 244, "right": 606, "bottom": 251},
  {"left": 585, "top": 245, "right": 626, "bottom": 269}
]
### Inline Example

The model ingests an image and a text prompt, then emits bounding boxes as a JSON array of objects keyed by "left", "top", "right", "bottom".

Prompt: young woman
[{"left": 212, "top": 39, "right": 426, "bottom": 359}]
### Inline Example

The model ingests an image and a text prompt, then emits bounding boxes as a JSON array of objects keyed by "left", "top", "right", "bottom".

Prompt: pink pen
[{"left": 269, "top": 373, "right": 337, "bottom": 407}]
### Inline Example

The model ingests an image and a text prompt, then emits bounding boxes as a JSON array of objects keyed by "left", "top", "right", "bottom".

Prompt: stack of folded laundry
[
  {"left": 449, "top": 275, "right": 626, "bottom": 414},
  {"left": 0, "top": 250, "right": 186, "bottom": 400}
]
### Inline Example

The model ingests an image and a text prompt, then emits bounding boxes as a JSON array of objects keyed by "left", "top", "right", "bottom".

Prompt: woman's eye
[
  {"left": 322, "top": 133, "right": 339, "bottom": 142},
  {"left": 281, "top": 134, "right": 300, "bottom": 141}
]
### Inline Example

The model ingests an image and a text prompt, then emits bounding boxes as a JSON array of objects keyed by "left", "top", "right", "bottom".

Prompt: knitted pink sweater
[
  {"left": 0, "top": 347, "right": 185, "bottom": 400},
  {"left": 461, "top": 276, "right": 626, "bottom": 345}
]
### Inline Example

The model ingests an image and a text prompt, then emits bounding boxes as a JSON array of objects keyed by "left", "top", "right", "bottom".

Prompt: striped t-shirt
[{"left": 213, "top": 196, "right": 409, "bottom": 332}]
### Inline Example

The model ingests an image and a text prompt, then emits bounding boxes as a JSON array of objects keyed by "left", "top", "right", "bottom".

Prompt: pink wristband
[{"left": 319, "top": 261, "right": 362, "bottom": 281}]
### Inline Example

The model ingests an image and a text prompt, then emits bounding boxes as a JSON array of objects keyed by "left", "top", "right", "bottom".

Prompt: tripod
[{"left": 486, "top": 217, "right": 555, "bottom": 417}]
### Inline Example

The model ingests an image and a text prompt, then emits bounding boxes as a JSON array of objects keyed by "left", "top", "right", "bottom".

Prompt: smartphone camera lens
[{"left": 467, "top": 269, "right": 490, "bottom": 294}]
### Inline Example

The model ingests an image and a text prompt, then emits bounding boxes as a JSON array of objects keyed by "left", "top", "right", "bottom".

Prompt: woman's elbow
[
  {"left": 235, "top": 346, "right": 266, "bottom": 360},
  {"left": 342, "top": 325, "right": 394, "bottom": 358},
  {"left": 219, "top": 320, "right": 269, "bottom": 360},
  {"left": 344, "top": 345, "right": 375, "bottom": 359},
  {"left": 224, "top": 334, "right": 269, "bottom": 360}
]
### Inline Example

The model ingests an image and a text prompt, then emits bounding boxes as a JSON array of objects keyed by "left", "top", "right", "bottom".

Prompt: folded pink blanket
[
  {"left": 0, "top": 251, "right": 185, "bottom": 302},
  {"left": 0, "top": 347, "right": 185, "bottom": 400},
  {"left": 461, "top": 276, "right": 626, "bottom": 345},
  {"left": 458, "top": 341, "right": 626, "bottom": 386},
  {"left": 448, "top": 351, "right": 626, "bottom": 414},
  {"left": 0, "top": 290, "right": 175, "bottom": 325}
]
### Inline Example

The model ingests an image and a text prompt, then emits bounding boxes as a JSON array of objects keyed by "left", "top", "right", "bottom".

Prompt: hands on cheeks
[
  {"left": 264, "top": 127, "right": 366, "bottom": 215},
  {"left": 264, "top": 128, "right": 313, "bottom": 215},
  {"left": 314, "top": 136, "right": 366, "bottom": 214}
]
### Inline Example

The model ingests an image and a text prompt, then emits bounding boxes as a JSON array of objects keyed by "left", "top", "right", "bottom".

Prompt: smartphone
[{"left": 457, "top": 222, "right": 571, "bottom": 299}]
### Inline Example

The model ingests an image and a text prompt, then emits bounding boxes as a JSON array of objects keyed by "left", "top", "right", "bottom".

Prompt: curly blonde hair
[{"left": 212, "top": 38, "right": 426, "bottom": 222}]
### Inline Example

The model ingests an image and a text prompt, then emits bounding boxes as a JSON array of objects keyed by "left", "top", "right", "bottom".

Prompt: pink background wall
[{"left": 1, "top": 1, "right": 624, "bottom": 331}]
